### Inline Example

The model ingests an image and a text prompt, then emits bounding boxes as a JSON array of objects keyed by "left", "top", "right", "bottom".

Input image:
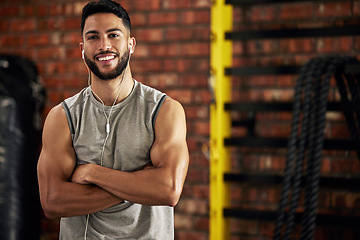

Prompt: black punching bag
[{"left": 0, "top": 55, "right": 46, "bottom": 240}]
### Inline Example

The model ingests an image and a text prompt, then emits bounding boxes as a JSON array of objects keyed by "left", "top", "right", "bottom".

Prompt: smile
[{"left": 97, "top": 55, "right": 116, "bottom": 61}]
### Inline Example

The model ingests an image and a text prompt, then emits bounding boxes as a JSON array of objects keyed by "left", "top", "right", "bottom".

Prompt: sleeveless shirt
[{"left": 59, "top": 79, "right": 173, "bottom": 240}]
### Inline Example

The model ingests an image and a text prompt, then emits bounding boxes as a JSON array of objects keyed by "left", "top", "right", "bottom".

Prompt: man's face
[{"left": 82, "top": 13, "right": 131, "bottom": 80}]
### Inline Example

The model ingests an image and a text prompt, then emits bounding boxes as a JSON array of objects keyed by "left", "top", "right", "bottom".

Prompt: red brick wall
[{"left": 0, "top": 0, "right": 359, "bottom": 240}]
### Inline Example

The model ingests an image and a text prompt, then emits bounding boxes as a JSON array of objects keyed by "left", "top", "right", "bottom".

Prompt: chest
[{"left": 72, "top": 103, "right": 155, "bottom": 172}]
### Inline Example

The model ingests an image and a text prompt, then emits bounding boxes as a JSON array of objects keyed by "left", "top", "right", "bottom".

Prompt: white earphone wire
[{"left": 81, "top": 50, "right": 129, "bottom": 240}]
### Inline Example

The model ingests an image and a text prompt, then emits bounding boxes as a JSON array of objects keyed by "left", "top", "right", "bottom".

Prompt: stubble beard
[{"left": 84, "top": 50, "right": 130, "bottom": 81}]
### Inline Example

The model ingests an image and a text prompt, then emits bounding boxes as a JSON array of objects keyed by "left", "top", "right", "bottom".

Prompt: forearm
[
  {"left": 85, "top": 165, "right": 182, "bottom": 206},
  {"left": 40, "top": 180, "right": 122, "bottom": 219}
]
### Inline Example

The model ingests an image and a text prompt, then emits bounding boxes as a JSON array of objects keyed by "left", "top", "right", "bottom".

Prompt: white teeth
[{"left": 98, "top": 55, "right": 115, "bottom": 61}]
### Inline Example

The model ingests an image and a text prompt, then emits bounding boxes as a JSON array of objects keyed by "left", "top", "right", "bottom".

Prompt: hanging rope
[{"left": 273, "top": 56, "right": 360, "bottom": 240}]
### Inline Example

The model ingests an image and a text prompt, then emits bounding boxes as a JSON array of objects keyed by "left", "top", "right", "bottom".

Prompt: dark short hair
[{"left": 81, "top": 0, "right": 131, "bottom": 36}]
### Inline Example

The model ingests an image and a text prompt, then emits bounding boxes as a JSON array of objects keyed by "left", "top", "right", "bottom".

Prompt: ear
[
  {"left": 79, "top": 43, "right": 84, "bottom": 59},
  {"left": 129, "top": 37, "right": 136, "bottom": 54}
]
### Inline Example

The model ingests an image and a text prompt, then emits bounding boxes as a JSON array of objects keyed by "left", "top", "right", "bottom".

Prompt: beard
[{"left": 84, "top": 50, "right": 130, "bottom": 80}]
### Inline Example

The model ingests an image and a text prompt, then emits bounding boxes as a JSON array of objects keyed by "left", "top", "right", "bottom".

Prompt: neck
[{"left": 90, "top": 68, "right": 134, "bottom": 106}]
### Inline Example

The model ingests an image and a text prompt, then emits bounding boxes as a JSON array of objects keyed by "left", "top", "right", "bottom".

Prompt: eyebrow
[{"left": 85, "top": 28, "right": 123, "bottom": 36}]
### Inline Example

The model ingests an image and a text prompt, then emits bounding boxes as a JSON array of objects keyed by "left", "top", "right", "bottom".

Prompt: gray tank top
[{"left": 59, "top": 79, "right": 173, "bottom": 240}]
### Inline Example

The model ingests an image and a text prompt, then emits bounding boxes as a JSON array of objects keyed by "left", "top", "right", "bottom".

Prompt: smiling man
[{"left": 36, "top": 0, "right": 189, "bottom": 239}]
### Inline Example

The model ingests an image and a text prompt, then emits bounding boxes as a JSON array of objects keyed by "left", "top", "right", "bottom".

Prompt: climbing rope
[{"left": 273, "top": 56, "right": 360, "bottom": 240}]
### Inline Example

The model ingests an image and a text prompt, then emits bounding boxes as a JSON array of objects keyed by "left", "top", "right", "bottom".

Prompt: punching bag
[{"left": 0, "top": 55, "right": 46, "bottom": 240}]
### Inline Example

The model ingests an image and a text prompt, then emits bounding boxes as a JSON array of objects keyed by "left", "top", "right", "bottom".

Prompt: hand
[{"left": 70, "top": 164, "right": 93, "bottom": 184}]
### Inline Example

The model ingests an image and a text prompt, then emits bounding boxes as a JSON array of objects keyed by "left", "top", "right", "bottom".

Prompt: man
[{"left": 37, "top": 0, "right": 189, "bottom": 239}]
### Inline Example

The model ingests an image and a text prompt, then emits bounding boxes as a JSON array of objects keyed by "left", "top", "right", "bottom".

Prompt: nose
[{"left": 99, "top": 36, "right": 111, "bottom": 51}]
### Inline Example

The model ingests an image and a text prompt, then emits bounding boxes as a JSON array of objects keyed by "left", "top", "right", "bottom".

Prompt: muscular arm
[
  {"left": 37, "top": 104, "right": 122, "bottom": 219},
  {"left": 71, "top": 98, "right": 189, "bottom": 206}
]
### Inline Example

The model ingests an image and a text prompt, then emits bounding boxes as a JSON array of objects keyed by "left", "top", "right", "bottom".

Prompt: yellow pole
[{"left": 210, "top": 0, "right": 232, "bottom": 239}]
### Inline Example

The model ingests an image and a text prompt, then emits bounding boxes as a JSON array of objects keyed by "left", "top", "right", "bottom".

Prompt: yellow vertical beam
[{"left": 210, "top": 0, "right": 232, "bottom": 240}]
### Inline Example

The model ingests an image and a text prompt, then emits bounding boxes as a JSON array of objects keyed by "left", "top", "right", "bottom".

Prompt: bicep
[
  {"left": 150, "top": 98, "right": 189, "bottom": 171},
  {"left": 37, "top": 105, "right": 76, "bottom": 185}
]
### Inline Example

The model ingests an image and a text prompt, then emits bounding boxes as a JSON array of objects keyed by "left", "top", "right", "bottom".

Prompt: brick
[
  {"left": 330, "top": 122, "right": 350, "bottom": 138},
  {"left": 316, "top": 2, "right": 352, "bottom": 18},
  {"left": 129, "top": 0, "right": 161, "bottom": 11},
  {"left": 28, "top": 33, "right": 50, "bottom": 46},
  {"left": 132, "top": 45, "right": 149, "bottom": 58},
  {"left": 0, "top": 6, "right": 20, "bottom": 17},
  {"left": 230, "top": 219, "right": 259, "bottom": 235},
  {"left": 10, "top": 19, "right": 36, "bottom": 32},
  {"left": 248, "top": 5, "right": 276, "bottom": 22},
  {"left": 185, "top": 137, "right": 199, "bottom": 151},
  {"left": 181, "top": 10, "right": 210, "bottom": 25},
  {"left": 149, "top": 12, "right": 179, "bottom": 26},
  {"left": 193, "top": 0, "right": 211, "bottom": 8},
  {"left": 233, "top": 41, "right": 244, "bottom": 55},
  {"left": 130, "top": 12, "right": 148, "bottom": 27},
  {"left": 331, "top": 158, "right": 358, "bottom": 174},
  {"left": 23, "top": 5, "right": 38, "bottom": 17},
  {"left": 131, "top": 59, "right": 163, "bottom": 73},
  {"left": 47, "top": 90, "right": 61, "bottom": 104},
  {"left": 355, "top": 2, "right": 360, "bottom": 16},
  {"left": 165, "top": 27, "right": 193, "bottom": 41},
  {"left": 180, "top": 42, "right": 209, "bottom": 56},
  {"left": 316, "top": 37, "right": 353, "bottom": 53},
  {"left": 148, "top": 44, "right": 181, "bottom": 57},
  {"left": 193, "top": 89, "right": 211, "bottom": 104},
  {"left": 61, "top": 32, "right": 82, "bottom": 45},
  {"left": 42, "top": 61, "right": 66, "bottom": 75},
  {"left": 49, "top": 3, "right": 66, "bottom": 16},
  {"left": 184, "top": 106, "right": 209, "bottom": 119},
  {"left": 246, "top": 39, "right": 280, "bottom": 55},
  {"left": 0, "top": 35, "right": 25, "bottom": 47},
  {"left": 194, "top": 121, "right": 209, "bottom": 135},
  {"left": 279, "top": 3, "right": 313, "bottom": 20},
  {"left": 176, "top": 198, "right": 208, "bottom": 215},
  {"left": 64, "top": 17, "right": 80, "bottom": 30},
  {"left": 280, "top": 38, "right": 313, "bottom": 53},
  {"left": 276, "top": 75, "right": 296, "bottom": 87},
  {"left": 174, "top": 214, "right": 194, "bottom": 229},
  {"left": 321, "top": 157, "right": 331, "bottom": 173},
  {"left": 37, "top": 19, "right": 63, "bottom": 31},
  {"left": 175, "top": 231, "right": 207, "bottom": 240},
  {"left": 37, "top": 47, "right": 65, "bottom": 60},
  {"left": 193, "top": 185, "right": 209, "bottom": 199},
  {"left": 194, "top": 217, "right": 209, "bottom": 231},
  {"left": 0, "top": 20, "right": 9, "bottom": 32},
  {"left": 147, "top": 73, "right": 179, "bottom": 88},
  {"left": 162, "top": 0, "right": 191, "bottom": 9},
  {"left": 65, "top": 47, "right": 82, "bottom": 60},
  {"left": 248, "top": 75, "right": 276, "bottom": 87},
  {"left": 166, "top": 89, "right": 192, "bottom": 104},
  {"left": 74, "top": 2, "right": 87, "bottom": 16},
  {"left": 164, "top": 59, "right": 209, "bottom": 74},
  {"left": 186, "top": 168, "right": 208, "bottom": 183},
  {"left": 133, "top": 28, "right": 164, "bottom": 42}
]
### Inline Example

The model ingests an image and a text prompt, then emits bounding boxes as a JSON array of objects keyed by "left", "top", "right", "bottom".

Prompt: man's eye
[
  {"left": 87, "top": 36, "right": 97, "bottom": 40},
  {"left": 109, "top": 34, "right": 119, "bottom": 38}
]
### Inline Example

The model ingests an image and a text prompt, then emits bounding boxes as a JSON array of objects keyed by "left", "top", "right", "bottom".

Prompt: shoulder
[
  {"left": 155, "top": 97, "right": 186, "bottom": 135},
  {"left": 160, "top": 97, "right": 184, "bottom": 115},
  {"left": 43, "top": 104, "right": 68, "bottom": 133}
]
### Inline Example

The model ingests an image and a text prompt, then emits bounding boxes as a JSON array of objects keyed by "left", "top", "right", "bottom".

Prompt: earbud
[{"left": 82, "top": 50, "right": 85, "bottom": 59}]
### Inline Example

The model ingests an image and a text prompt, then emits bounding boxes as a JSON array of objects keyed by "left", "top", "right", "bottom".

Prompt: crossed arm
[{"left": 37, "top": 98, "right": 189, "bottom": 219}]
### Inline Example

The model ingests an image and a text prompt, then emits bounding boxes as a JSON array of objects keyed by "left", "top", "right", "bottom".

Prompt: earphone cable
[{"left": 82, "top": 54, "right": 127, "bottom": 240}]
